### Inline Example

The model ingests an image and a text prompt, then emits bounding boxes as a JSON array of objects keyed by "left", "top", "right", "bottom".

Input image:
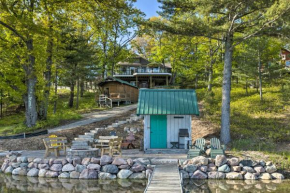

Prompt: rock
[
  {"left": 112, "top": 158, "right": 127, "bottom": 166},
  {"left": 50, "top": 164, "right": 63, "bottom": 172},
  {"left": 271, "top": 173, "right": 284, "bottom": 180},
  {"left": 1, "top": 162, "right": 9, "bottom": 172},
  {"left": 38, "top": 169, "right": 47, "bottom": 177},
  {"left": 207, "top": 163, "right": 217, "bottom": 172},
  {"left": 228, "top": 157, "right": 239, "bottom": 166},
  {"left": 8, "top": 155, "right": 17, "bottom": 162},
  {"left": 127, "top": 159, "right": 133, "bottom": 166},
  {"left": 73, "top": 157, "right": 81, "bottom": 166},
  {"left": 118, "top": 165, "right": 130, "bottom": 169},
  {"left": 99, "top": 172, "right": 116, "bottom": 180},
  {"left": 70, "top": 171, "right": 80, "bottom": 179},
  {"left": 27, "top": 168, "right": 39, "bottom": 177},
  {"left": 53, "top": 159, "right": 63, "bottom": 164},
  {"left": 79, "top": 169, "right": 98, "bottom": 179},
  {"left": 66, "top": 157, "right": 73, "bottom": 164},
  {"left": 4, "top": 166, "right": 14, "bottom": 174},
  {"left": 12, "top": 168, "right": 27, "bottom": 176},
  {"left": 28, "top": 157, "right": 34, "bottom": 162},
  {"left": 265, "top": 165, "right": 277, "bottom": 173},
  {"left": 33, "top": 158, "right": 42, "bottom": 164},
  {"left": 226, "top": 172, "right": 243, "bottom": 180},
  {"left": 117, "top": 169, "right": 133, "bottom": 179},
  {"left": 129, "top": 172, "right": 146, "bottom": 179},
  {"left": 259, "top": 160, "right": 266, "bottom": 167},
  {"left": 100, "top": 155, "right": 113, "bottom": 166},
  {"left": 254, "top": 165, "right": 265, "bottom": 173},
  {"left": 199, "top": 165, "right": 208, "bottom": 173},
  {"left": 58, "top": 172, "right": 70, "bottom": 178},
  {"left": 17, "top": 157, "right": 28, "bottom": 163},
  {"left": 90, "top": 157, "right": 100, "bottom": 164},
  {"left": 81, "top": 158, "right": 91, "bottom": 165},
  {"left": 28, "top": 162, "right": 38, "bottom": 169},
  {"left": 134, "top": 158, "right": 150, "bottom": 165},
  {"left": 205, "top": 149, "right": 211, "bottom": 156},
  {"left": 11, "top": 162, "right": 20, "bottom": 168},
  {"left": 131, "top": 163, "right": 145, "bottom": 173},
  {"left": 61, "top": 159, "right": 68, "bottom": 166},
  {"left": 45, "top": 171, "right": 59, "bottom": 178},
  {"left": 266, "top": 161, "right": 272, "bottom": 166},
  {"left": 20, "top": 163, "right": 28, "bottom": 168},
  {"left": 259, "top": 173, "right": 272, "bottom": 180},
  {"left": 146, "top": 169, "right": 153, "bottom": 178},
  {"left": 207, "top": 171, "right": 226, "bottom": 179},
  {"left": 191, "top": 156, "right": 208, "bottom": 165},
  {"left": 102, "top": 164, "right": 119, "bottom": 174},
  {"left": 241, "top": 170, "right": 247, "bottom": 175},
  {"left": 184, "top": 164, "right": 197, "bottom": 173},
  {"left": 191, "top": 170, "right": 207, "bottom": 179},
  {"left": 231, "top": 166, "right": 241, "bottom": 172},
  {"left": 218, "top": 164, "right": 230, "bottom": 173},
  {"left": 62, "top": 164, "right": 75, "bottom": 172},
  {"left": 38, "top": 164, "right": 49, "bottom": 170},
  {"left": 243, "top": 166, "right": 255, "bottom": 173},
  {"left": 180, "top": 170, "right": 189, "bottom": 179},
  {"left": 244, "top": 172, "right": 258, "bottom": 180},
  {"left": 215, "top": 155, "right": 227, "bottom": 167},
  {"left": 75, "top": 164, "right": 86, "bottom": 173},
  {"left": 49, "top": 158, "right": 54, "bottom": 166},
  {"left": 87, "top": 164, "right": 101, "bottom": 170},
  {"left": 239, "top": 160, "right": 253, "bottom": 167}
]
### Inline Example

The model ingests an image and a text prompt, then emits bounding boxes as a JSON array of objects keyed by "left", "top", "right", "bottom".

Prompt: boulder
[
  {"left": 118, "top": 165, "right": 130, "bottom": 169},
  {"left": 112, "top": 158, "right": 127, "bottom": 166},
  {"left": 40, "top": 159, "right": 49, "bottom": 164},
  {"left": 227, "top": 157, "right": 239, "bottom": 166},
  {"left": 11, "top": 162, "right": 20, "bottom": 168},
  {"left": 49, "top": 158, "right": 54, "bottom": 166},
  {"left": 73, "top": 157, "right": 82, "bottom": 166},
  {"left": 231, "top": 166, "right": 241, "bottom": 172},
  {"left": 53, "top": 159, "right": 63, "bottom": 164},
  {"left": 12, "top": 168, "right": 27, "bottom": 176},
  {"left": 127, "top": 159, "right": 133, "bottom": 166},
  {"left": 266, "top": 161, "right": 272, "bottom": 166},
  {"left": 259, "top": 160, "right": 266, "bottom": 167},
  {"left": 33, "top": 158, "right": 42, "bottom": 164},
  {"left": 184, "top": 164, "right": 197, "bottom": 173},
  {"left": 62, "top": 164, "right": 75, "bottom": 172},
  {"left": 191, "top": 156, "right": 208, "bottom": 165},
  {"left": 117, "top": 169, "right": 133, "bottom": 179},
  {"left": 28, "top": 157, "right": 35, "bottom": 162},
  {"left": 239, "top": 160, "right": 253, "bottom": 167},
  {"left": 38, "top": 169, "right": 47, "bottom": 177},
  {"left": 45, "top": 171, "right": 59, "bottom": 178},
  {"left": 205, "top": 149, "right": 211, "bottom": 156},
  {"left": 38, "top": 164, "right": 49, "bottom": 170},
  {"left": 102, "top": 164, "right": 119, "bottom": 174},
  {"left": 81, "top": 158, "right": 91, "bottom": 165},
  {"left": 129, "top": 172, "right": 146, "bottom": 179},
  {"left": 28, "top": 162, "right": 38, "bottom": 169},
  {"left": 265, "top": 165, "right": 277, "bottom": 173},
  {"left": 254, "top": 165, "right": 265, "bottom": 173},
  {"left": 218, "top": 164, "right": 230, "bottom": 173},
  {"left": 87, "top": 164, "right": 101, "bottom": 170},
  {"left": 131, "top": 163, "right": 145, "bottom": 173},
  {"left": 70, "top": 171, "right": 80, "bottom": 179},
  {"left": 66, "top": 157, "right": 73, "bottom": 164},
  {"left": 99, "top": 172, "right": 117, "bottom": 180},
  {"left": 17, "top": 157, "right": 28, "bottom": 163},
  {"left": 100, "top": 155, "right": 113, "bottom": 166},
  {"left": 199, "top": 165, "right": 208, "bottom": 173},
  {"left": 271, "top": 173, "right": 284, "bottom": 180},
  {"left": 243, "top": 166, "right": 255, "bottom": 173},
  {"left": 226, "top": 172, "right": 243, "bottom": 180},
  {"left": 27, "top": 168, "right": 39, "bottom": 177},
  {"left": 50, "top": 164, "right": 62, "bottom": 172},
  {"left": 191, "top": 170, "right": 207, "bottom": 179},
  {"left": 79, "top": 169, "right": 98, "bottom": 179},
  {"left": 75, "top": 164, "right": 86, "bottom": 173},
  {"left": 180, "top": 170, "right": 189, "bottom": 179},
  {"left": 1, "top": 161, "right": 9, "bottom": 172},
  {"left": 134, "top": 158, "right": 150, "bottom": 165},
  {"left": 90, "top": 157, "right": 100, "bottom": 164},
  {"left": 215, "top": 155, "right": 227, "bottom": 167},
  {"left": 207, "top": 163, "right": 217, "bottom": 172},
  {"left": 244, "top": 172, "right": 258, "bottom": 180},
  {"left": 4, "top": 166, "right": 14, "bottom": 174},
  {"left": 8, "top": 155, "right": 17, "bottom": 162},
  {"left": 58, "top": 172, "right": 70, "bottom": 178},
  {"left": 20, "top": 162, "right": 28, "bottom": 168},
  {"left": 207, "top": 171, "right": 226, "bottom": 179},
  {"left": 259, "top": 173, "right": 272, "bottom": 180},
  {"left": 61, "top": 159, "right": 68, "bottom": 166}
]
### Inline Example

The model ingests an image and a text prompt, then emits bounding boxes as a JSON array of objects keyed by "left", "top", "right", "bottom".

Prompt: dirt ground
[{"left": 0, "top": 109, "right": 140, "bottom": 151}]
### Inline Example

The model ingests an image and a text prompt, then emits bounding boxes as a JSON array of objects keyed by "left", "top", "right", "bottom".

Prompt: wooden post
[
  {"left": 150, "top": 76, "right": 152, "bottom": 88},
  {"left": 136, "top": 76, "right": 138, "bottom": 87},
  {"left": 166, "top": 76, "right": 168, "bottom": 86}
]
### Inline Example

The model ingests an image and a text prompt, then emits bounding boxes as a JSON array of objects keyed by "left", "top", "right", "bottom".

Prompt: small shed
[
  {"left": 137, "top": 89, "right": 199, "bottom": 150},
  {"left": 98, "top": 77, "right": 139, "bottom": 103}
]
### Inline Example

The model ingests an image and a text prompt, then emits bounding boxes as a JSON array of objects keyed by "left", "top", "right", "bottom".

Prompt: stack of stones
[
  {"left": 179, "top": 155, "right": 285, "bottom": 180},
  {"left": 0, "top": 154, "right": 153, "bottom": 180}
]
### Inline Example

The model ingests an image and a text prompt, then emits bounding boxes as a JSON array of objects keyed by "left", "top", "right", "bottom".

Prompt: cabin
[
  {"left": 137, "top": 89, "right": 199, "bottom": 152},
  {"left": 98, "top": 77, "right": 139, "bottom": 105},
  {"left": 281, "top": 48, "right": 290, "bottom": 68}
]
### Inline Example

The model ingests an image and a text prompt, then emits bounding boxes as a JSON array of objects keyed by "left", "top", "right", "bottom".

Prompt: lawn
[{"left": 0, "top": 91, "right": 105, "bottom": 135}]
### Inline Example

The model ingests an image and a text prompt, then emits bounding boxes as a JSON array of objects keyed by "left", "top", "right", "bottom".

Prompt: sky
[{"left": 134, "top": 0, "right": 161, "bottom": 19}]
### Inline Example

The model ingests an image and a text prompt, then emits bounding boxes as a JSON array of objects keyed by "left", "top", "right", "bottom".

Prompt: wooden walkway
[{"left": 145, "top": 165, "right": 182, "bottom": 193}]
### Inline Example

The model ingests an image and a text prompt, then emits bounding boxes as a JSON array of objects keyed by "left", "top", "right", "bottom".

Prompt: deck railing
[{"left": 115, "top": 68, "right": 171, "bottom": 75}]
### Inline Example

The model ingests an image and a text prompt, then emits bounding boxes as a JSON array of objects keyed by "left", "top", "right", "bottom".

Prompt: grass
[{"left": 0, "top": 90, "right": 105, "bottom": 135}]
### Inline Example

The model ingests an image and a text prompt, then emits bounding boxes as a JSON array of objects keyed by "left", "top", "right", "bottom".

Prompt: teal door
[{"left": 150, "top": 115, "right": 167, "bottom": 148}]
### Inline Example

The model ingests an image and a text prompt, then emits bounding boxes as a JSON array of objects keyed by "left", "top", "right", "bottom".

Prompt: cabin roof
[
  {"left": 98, "top": 77, "right": 138, "bottom": 89},
  {"left": 137, "top": 89, "right": 199, "bottom": 115}
]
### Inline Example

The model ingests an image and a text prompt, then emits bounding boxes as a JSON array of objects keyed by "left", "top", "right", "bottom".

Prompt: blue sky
[{"left": 134, "top": 0, "right": 161, "bottom": 18}]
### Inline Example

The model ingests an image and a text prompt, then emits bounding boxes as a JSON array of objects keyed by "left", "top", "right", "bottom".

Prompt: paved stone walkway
[{"left": 48, "top": 104, "right": 137, "bottom": 133}]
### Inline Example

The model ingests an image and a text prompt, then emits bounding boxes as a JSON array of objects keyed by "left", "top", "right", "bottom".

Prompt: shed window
[{"left": 174, "top": 116, "right": 184, "bottom": 119}]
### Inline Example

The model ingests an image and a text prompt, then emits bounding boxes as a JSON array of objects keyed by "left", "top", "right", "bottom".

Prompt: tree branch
[{"left": 0, "top": 20, "right": 26, "bottom": 42}]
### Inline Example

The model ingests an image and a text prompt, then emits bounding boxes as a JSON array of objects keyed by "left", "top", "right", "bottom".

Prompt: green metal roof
[{"left": 137, "top": 89, "right": 199, "bottom": 115}]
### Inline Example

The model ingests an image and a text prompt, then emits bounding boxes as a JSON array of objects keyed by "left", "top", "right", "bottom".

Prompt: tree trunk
[
  {"left": 220, "top": 34, "right": 233, "bottom": 145},
  {"left": 258, "top": 50, "right": 263, "bottom": 101},
  {"left": 208, "top": 61, "right": 213, "bottom": 92},
  {"left": 0, "top": 89, "right": 3, "bottom": 118},
  {"left": 53, "top": 65, "right": 58, "bottom": 114},
  {"left": 69, "top": 81, "right": 75, "bottom": 108},
  {"left": 245, "top": 78, "right": 248, "bottom": 96},
  {"left": 24, "top": 39, "right": 38, "bottom": 128},
  {"left": 80, "top": 80, "right": 85, "bottom": 97},
  {"left": 76, "top": 79, "right": 80, "bottom": 110},
  {"left": 195, "top": 74, "right": 198, "bottom": 89}
]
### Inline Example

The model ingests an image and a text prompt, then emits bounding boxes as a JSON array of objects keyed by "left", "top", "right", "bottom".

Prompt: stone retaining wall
[
  {"left": 180, "top": 155, "right": 285, "bottom": 180},
  {"left": 0, "top": 153, "right": 153, "bottom": 180}
]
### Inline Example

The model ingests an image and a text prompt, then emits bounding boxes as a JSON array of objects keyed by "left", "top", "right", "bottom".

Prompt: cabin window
[
  {"left": 282, "top": 54, "right": 286, "bottom": 60},
  {"left": 174, "top": 116, "right": 184, "bottom": 119}
]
